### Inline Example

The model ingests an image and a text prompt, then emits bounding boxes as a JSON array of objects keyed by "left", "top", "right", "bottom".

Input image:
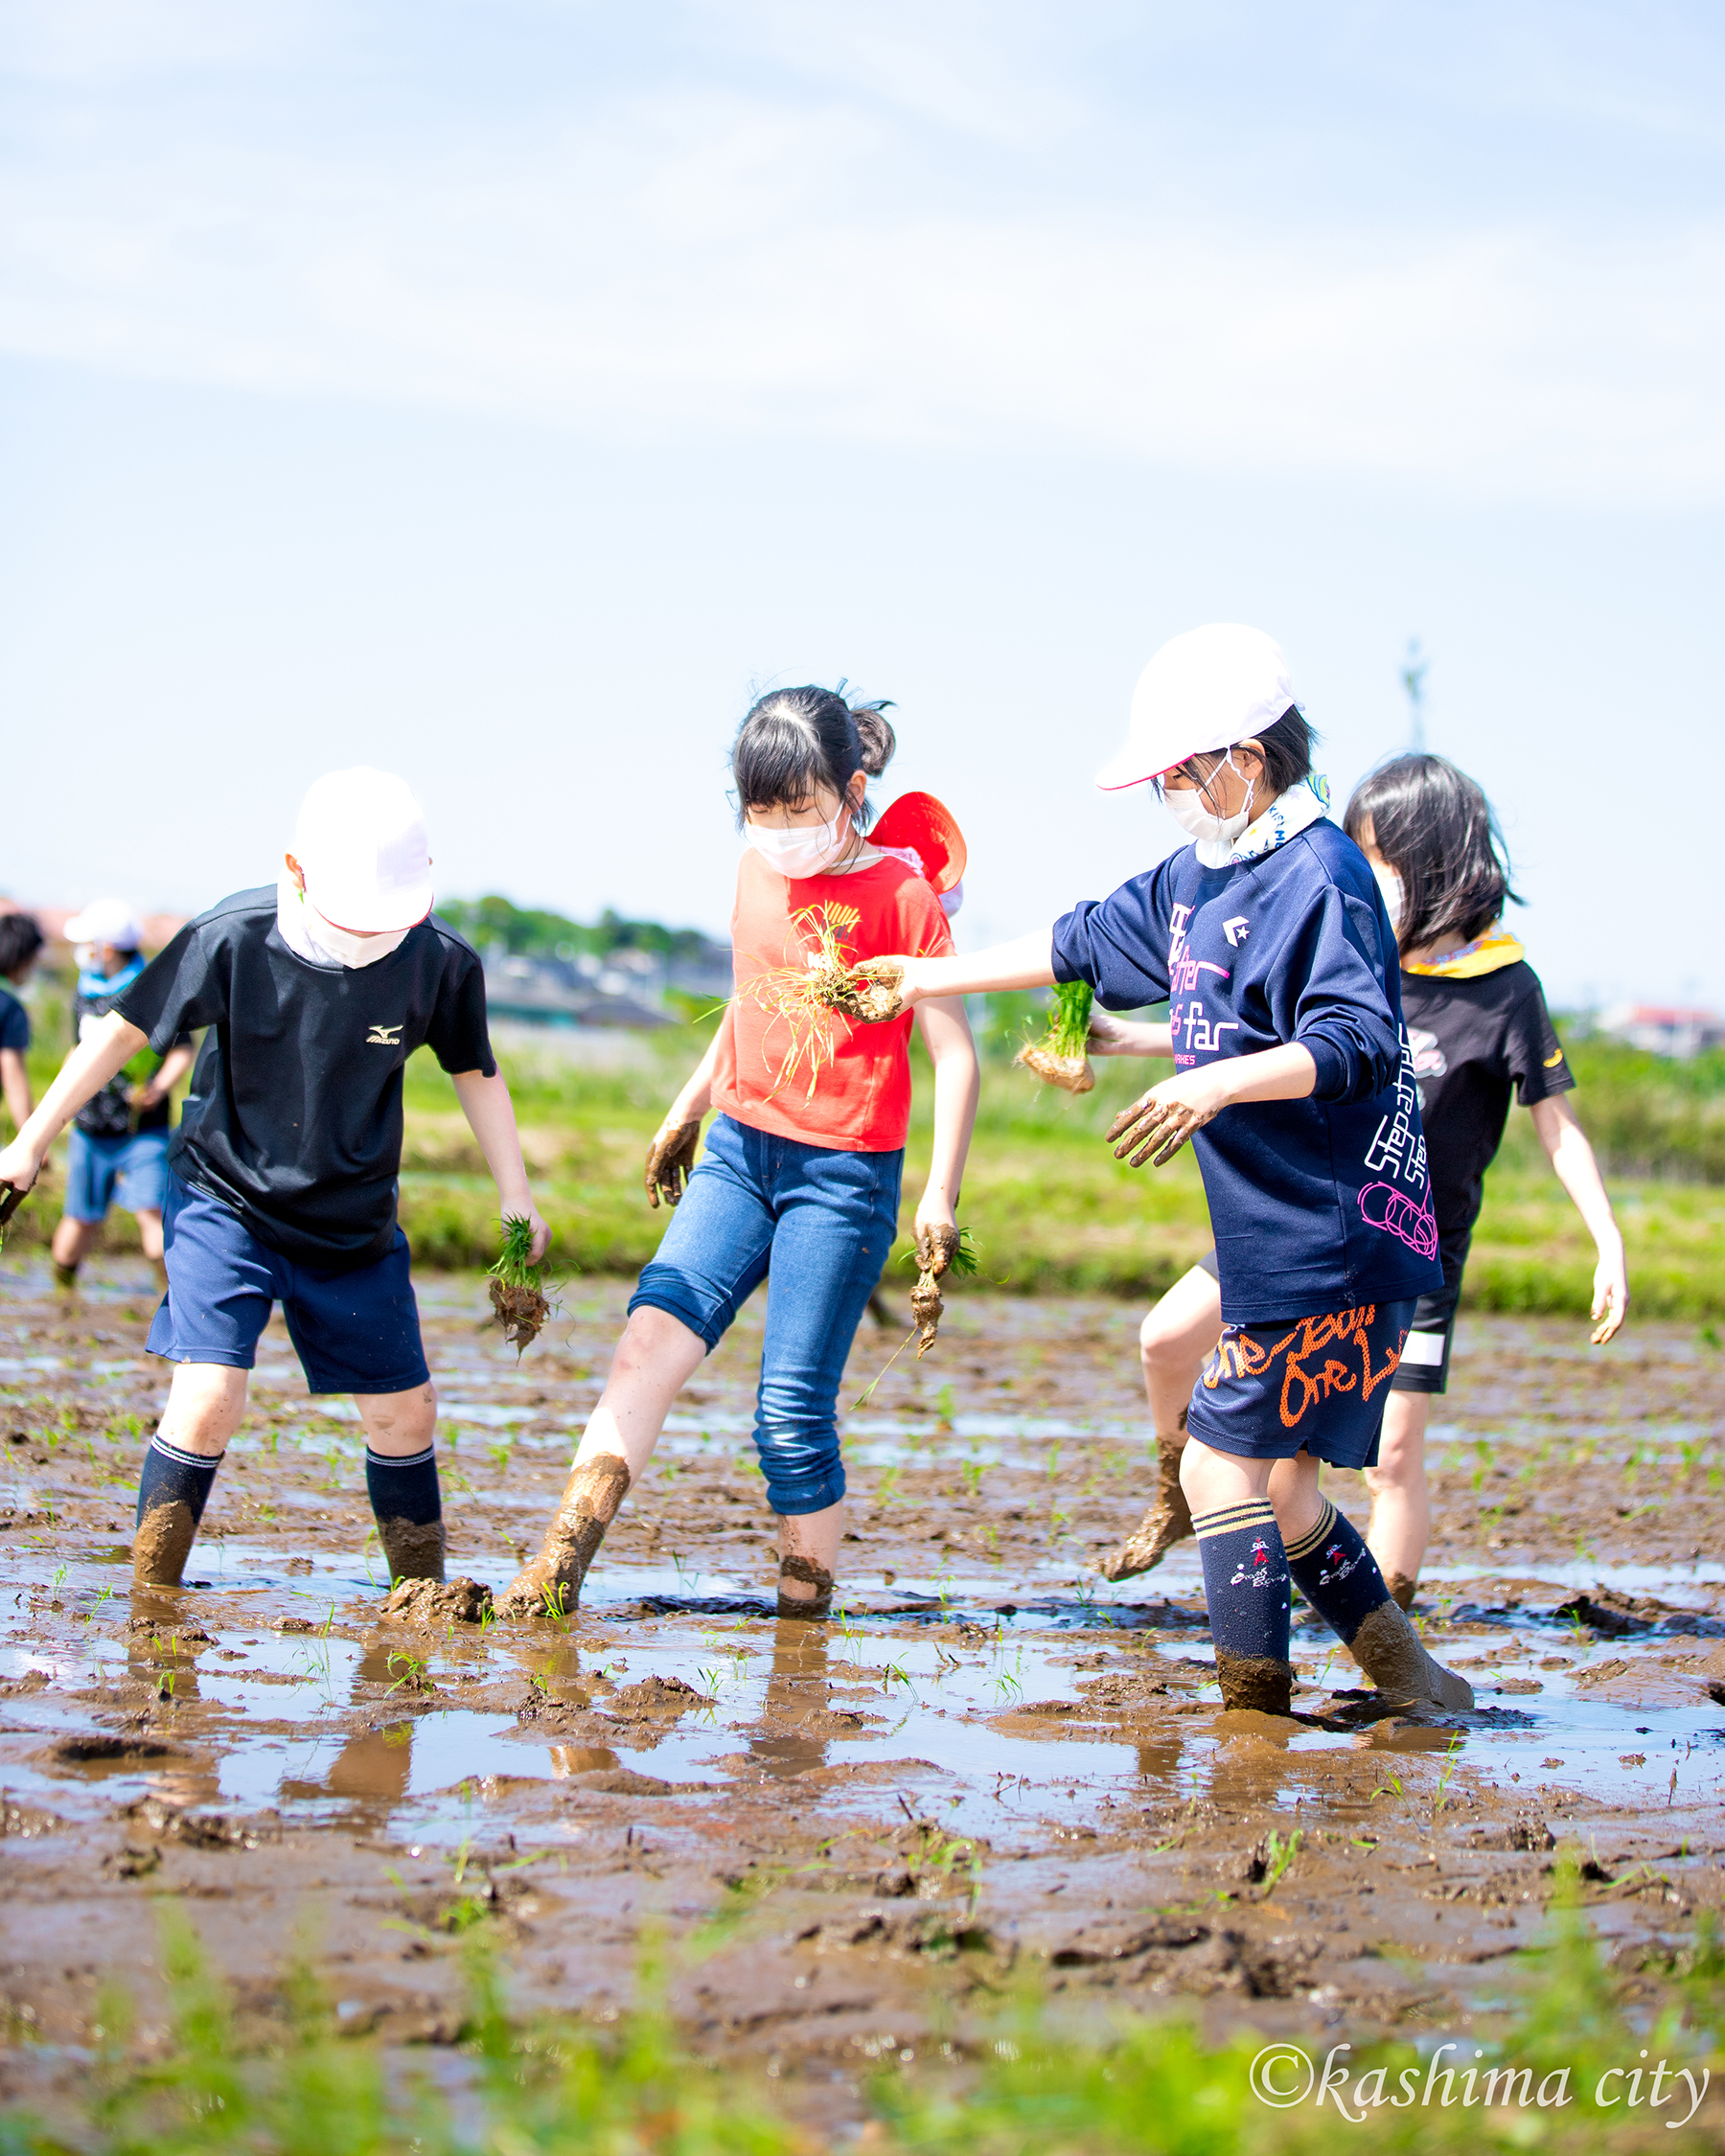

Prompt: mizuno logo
[
  {"left": 366, "top": 1024, "right": 403, "bottom": 1046},
  {"left": 1543, "top": 1050, "right": 1565, "bottom": 1067}
]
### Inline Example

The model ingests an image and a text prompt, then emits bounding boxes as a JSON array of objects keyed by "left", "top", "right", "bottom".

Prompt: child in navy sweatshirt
[{"left": 857, "top": 624, "right": 1472, "bottom": 1717}]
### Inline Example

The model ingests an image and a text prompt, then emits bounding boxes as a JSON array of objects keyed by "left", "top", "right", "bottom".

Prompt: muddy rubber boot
[
  {"left": 1346, "top": 1599, "right": 1473, "bottom": 1710},
  {"left": 376, "top": 1516, "right": 447, "bottom": 1584},
  {"left": 1098, "top": 1421, "right": 1193, "bottom": 1581},
  {"left": 1213, "top": 1651, "right": 1295, "bottom": 1715},
  {"left": 496, "top": 1454, "right": 631, "bottom": 1618},
  {"left": 1385, "top": 1571, "right": 1418, "bottom": 1613},
  {"left": 777, "top": 1554, "right": 835, "bottom": 1621}
]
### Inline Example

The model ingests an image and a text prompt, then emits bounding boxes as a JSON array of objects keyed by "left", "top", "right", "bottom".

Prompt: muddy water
[{"left": 2, "top": 1259, "right": 1723, "bottom": 2114}]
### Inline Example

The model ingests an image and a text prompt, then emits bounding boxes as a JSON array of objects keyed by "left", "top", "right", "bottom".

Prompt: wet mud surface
[{"left": 2, "top": 1258, "right": 1723, "bottom": 2118}]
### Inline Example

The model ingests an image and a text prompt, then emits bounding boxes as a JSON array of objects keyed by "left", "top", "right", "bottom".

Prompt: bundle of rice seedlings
[
  {"left": 905, "top": 1225, "right": 979, "bottom": 1357},
  {"left": 741, "top": 903, "right": 905, "bottom": 1101},
  {"left": 1015, "top": 980, "right": 1096, "bottom": 1093},
  {"left": 488, "top": 1215, "right": 551, "bottom": 1355}
]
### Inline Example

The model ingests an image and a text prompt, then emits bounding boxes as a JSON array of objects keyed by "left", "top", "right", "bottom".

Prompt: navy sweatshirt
[{"left": 1052, "top": 819, "right": 1444, "bottom": 1324}]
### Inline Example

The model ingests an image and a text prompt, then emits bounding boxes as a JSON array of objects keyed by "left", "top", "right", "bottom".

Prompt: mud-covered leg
[
  {"left": 358, "top": 1384, "right": 445, "bottom": 1584},
  {"left": 1284, "top": 1498, "right": 1471, "bottom": 1710},
  {"left": 497, "top": 1454, "right": 632, "bottom": 1617},
  {"left": 1100, "top": 1415, "right": 1194, "bottom": 1580},
  {"left": 134, "top": 1365, "right": 246, "bottom": 1589},
  {"left": 1099, "top": 1265, "right": 1220, "bottom": 1580},
  {"left": 775, "top": 1501, "right": 844, "bottom": 1621}
]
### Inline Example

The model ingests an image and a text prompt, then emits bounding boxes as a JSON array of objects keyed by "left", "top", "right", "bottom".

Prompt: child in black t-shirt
[
  {"left": 1097, "top": 753, "right": 1627, "bottom": 1611},
  {"left": 0, "top": 911, "right": 44, "bottom": 1139},
  {"left": 0, "top": 768, "right": 549, "bottom": 1594}
]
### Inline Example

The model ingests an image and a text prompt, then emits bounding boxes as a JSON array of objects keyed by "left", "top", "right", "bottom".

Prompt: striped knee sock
[
  {"left": 1284, "top": 1499, "right": 1392, "bottom": 1646},
  {"left": 366, "top": 1445, "right": 446, "bottom": 1583},
  {"left": 1193, "top": 1499, "right": 1293, "bottom": 1711}
]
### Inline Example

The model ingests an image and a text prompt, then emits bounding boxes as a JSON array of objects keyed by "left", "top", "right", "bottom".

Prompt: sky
[{"left": 2, "top": 2, "right": 1722, "bottom": 1006}]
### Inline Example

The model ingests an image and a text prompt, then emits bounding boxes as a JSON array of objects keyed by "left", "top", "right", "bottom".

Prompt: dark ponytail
[{"left": 731, "top": 684, "right": 897, "bottom": 830}]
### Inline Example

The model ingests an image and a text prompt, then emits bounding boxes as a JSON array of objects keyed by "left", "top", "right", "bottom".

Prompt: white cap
[
  {"left": 292, "top": 768, "right": 434, "bottom": 934},
  {"left": 1095, "top": 624, "right": 1296, "bottom": 791},
  {"left": 64, "top": 897, "right": 143, "bottom": 950}
]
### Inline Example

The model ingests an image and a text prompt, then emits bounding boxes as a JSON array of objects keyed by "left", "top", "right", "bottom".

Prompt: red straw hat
[{"left": 870, "top": 792, "right": 967, "bottom": 894}]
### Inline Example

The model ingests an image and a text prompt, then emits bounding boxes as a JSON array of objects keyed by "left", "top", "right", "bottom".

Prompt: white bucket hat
[
  {"left": 292, "top": 768, "right": 434, "bottom": 934},
  {"left": 1096, "top": 624, "right": 1296, "bottom": 791},
  {"left": 63, "top": 897, "right": 143, "bottom": 950}
]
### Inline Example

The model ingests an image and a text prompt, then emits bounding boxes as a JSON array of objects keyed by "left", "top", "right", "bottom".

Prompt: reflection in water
[
  {"left": 1134, "top": 1737, "right": 1184, "bottom": 1782},
  {"left": 748, "top": 1620, "right": 833, "bottom": 1779},
  {"left": 282, "top": 1644, "right": 418, "bottom": 1816}
]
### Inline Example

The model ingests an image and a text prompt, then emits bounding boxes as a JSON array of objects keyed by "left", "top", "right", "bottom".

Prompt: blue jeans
[{"left": 629, "top": 1114, "right": 904, "bottom": 1515}]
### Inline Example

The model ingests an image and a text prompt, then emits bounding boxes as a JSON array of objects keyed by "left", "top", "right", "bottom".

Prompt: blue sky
[{"left": 2, "top": 2, "right": 1721, "bottom": 1004}]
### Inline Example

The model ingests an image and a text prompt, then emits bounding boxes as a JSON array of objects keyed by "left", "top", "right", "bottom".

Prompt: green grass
[
  {"left": 2, "top": 1859, "right": 1719, "bottom": 2153},
  {"left": 7, "top": 990, "right": 1724, "bottom": 1318}
]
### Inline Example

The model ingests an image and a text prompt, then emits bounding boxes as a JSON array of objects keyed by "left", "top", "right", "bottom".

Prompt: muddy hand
[
  {"left": 844, "top": 957, "right": 907, "bottom": 1022},
  {"left": 644, "top": 1120, "right": 702, "bottom": 1209},
  {"left": 916, "top": 1220, "right": 960, "bottom": 1279},
  {"left": 1106, "top": 1087, "right": 1217, "bottom": 1168}
]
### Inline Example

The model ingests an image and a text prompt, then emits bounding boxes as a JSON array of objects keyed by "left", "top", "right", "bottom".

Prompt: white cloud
[{"left": 1, "top": 2, "right": 1722, "bottom": 504}]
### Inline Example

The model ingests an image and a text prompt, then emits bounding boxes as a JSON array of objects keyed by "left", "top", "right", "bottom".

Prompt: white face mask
[
  {"left": 276, "top": 876, "right": 411, "bottom": 969},
  {"left": 743, "top": 809, "right": 851, "bottom": 879},
  {"left": 1371, "top": 862, "right": 1404, "bottom": 931},
  {"left": 1163, "top": 751, "right": 1256, "bottom": 850}
]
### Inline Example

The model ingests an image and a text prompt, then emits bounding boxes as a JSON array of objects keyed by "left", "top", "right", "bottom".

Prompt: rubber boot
[
  {"left": 1098, "top": 1416, "right": 1194, "bottom": 1581},
  {"left": 497, "top": 1455, "right": 631, "bottom": 1617}
]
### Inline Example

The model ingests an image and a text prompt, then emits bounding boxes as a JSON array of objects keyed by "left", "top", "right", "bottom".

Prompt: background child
[
  {"left": 49, "top": 899, "right": 196, "bottom": 1293},
  {"left": 501, "top": 685, "right": 979, "bottom": 1621},
  {"left": 1094, "top": 751, "right": 1627, "bottom": 1611},
  {"left": 855, "top": 624, "right": 1471, "bottom": 1715},
  {"left": 0, "top": 911, "right": 44, "bottom": 1138},
  {"left": 0, "top": 768, "right": 548, "bottom": 1593}
]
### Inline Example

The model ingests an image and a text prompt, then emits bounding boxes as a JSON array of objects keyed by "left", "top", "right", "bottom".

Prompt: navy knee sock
[
  {"left": 1193, "top": 1500, "right": 1293, "bottom": 1709},
  {"left": 1284, "top": 1499, "right": 1392, "bottom": 1646},
  {"left": 134, "top": 1436, "right": 222, "bottom": 1584},
  {"left": 366, "top": 1446, "right": 445, "bottom": 1582}
]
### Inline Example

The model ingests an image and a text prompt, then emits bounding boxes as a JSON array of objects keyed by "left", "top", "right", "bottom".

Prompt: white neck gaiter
[{"left": 276, "top": 876, "right": 412, "bottom": 970}]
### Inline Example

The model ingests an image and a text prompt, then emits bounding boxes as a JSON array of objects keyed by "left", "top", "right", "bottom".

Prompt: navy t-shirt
[
  {"left": 114, "top": 888, "right": 495, "bottom": 1271},
  {"left": 1053, "top": 819, "right": 1444, "bottom": 1325},
  {"left": 0, "top": 987, "right": 28, "bottom": 1055}
]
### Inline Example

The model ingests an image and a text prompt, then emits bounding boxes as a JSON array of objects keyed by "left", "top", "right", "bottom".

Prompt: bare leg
[
  {"left": 1364, "top": 1391, "right": 1431, "bottom": 1608},
  {"left": 134, "top": 1364, "right": 249, "bottom": 1587},
  {"left": 776, "top": 1501, "right": 844, "bottom": 1618},
  {"left": 1099, "top": 1265, "right": 1222, "bottom": 1580},
  {"left": 498, "top": 1306, "right": 705, "bottom": 1617},
  {"left": 356, "top": 1383, "right": 443, "bottom": 1582},
  {"left": 51, "top": 1214, "right": 101, "bottom": 1288}
]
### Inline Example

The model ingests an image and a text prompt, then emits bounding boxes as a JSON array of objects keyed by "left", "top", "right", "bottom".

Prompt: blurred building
[
  {"left": 480, "top": 935, "right": 731, "bottom": 1029},
  {"left": 1598, "top": 1004, "right": 1725, "bottom": 1059}
]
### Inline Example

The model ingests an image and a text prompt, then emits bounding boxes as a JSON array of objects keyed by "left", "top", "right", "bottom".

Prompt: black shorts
[{"left": 1389, "top": 1282, "right": 1459, "bottom": 1394}]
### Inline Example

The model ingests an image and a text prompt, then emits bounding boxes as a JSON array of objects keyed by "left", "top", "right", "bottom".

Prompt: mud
[
  {"left": 489, "top": 1274, "right": 551, "bottom": 1354},
  {"left": 1098, "top": 1431, "right": 1190, "bottom": 1580},
  {"left": 497, "top": 1452, "right": 631, "bottom": 1617},
  {"left": 375, "top": 1514, "right": 447, "bottom": 1584},
  {"left": 1, "top": 1257, "right": 1723, "bottom": 2128},
  {"left": 1014, "top": 1043, "right": 1095, "bottom": 1094},
  {"left": 131, "top": 1496, "right": 197, "bottom": 1588},
  {"left": 1346, "top": 1596, "right": 1475, "bottom": 1709}
]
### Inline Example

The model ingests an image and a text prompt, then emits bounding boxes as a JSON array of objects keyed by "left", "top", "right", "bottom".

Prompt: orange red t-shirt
[{"left": 710, "top": 849, "right": 955, "bottom": 1153}]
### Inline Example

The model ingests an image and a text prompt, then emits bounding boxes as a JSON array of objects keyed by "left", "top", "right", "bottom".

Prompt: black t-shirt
[
  {"left": 1400, "top": 957, "right": 1574, "bottom": 1281},
  {"left": 71, "top": 958, "right": 192, "bottom": 1139},
  {"left": 0, "top": 988, "right": 28, "bottom": 1055},
  {"left": 114, "top": 888, "right": 495, "bottom": 1271}
]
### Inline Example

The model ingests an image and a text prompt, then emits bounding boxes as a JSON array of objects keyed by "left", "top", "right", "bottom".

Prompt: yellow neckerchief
[{"left": 1403, "top": 929, "right": 1526, "bottom": 979}]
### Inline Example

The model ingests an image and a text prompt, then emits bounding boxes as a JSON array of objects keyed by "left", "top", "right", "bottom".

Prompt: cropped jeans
[{"left": 628, "top": 1113, "right": 904, "bottom": 1514}]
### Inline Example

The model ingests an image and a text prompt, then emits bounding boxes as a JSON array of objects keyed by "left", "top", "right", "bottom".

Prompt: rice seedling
[
  {"left": 906, "top": 1225, "right": 979, "bottom": 1356},
  {"left": 1015, "top": 979, "right": 1095, "bottom": 1093},
  {"left": 488, "top": 1214, "right": 550, "bottom": 1354},
  {"left": 737, "top": 902, "right": 904, "bottom": 1102}
]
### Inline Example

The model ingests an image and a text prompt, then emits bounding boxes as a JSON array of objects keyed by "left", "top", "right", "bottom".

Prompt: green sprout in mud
[
  {"left": 1369, "top": 1769, "right": 1404, "bottom": 1803},
  {"left": 990, "top": 1647, "right": 1025, "bottom": 1706},
  {"left": 874, "top": 1465, "right": 902, "bottom": 1510},
  {"left": 697, "top": 1664, "right": 724, "bottom": 1697},
  {"left": 1257, "top": 1828, "right": 1302, "bottom": 1895},
  {"left": 387, "top": 1651, "right": 430, "bottom": 1695},
  {"left": 960, "top": 1458, "right": 986, "bottom": 1497},
  {"left": 1433, "top": 1735, "right": 1464, "bottom": 1815},
  {"left": 539, "top": 1582, "right": 572, "bottom": 1628},
  {"left": 488, "top": 1438, "right": 513, "bottom": 1476}
]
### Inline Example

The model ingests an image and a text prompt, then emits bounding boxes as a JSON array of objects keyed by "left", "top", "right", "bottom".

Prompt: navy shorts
[
  {"left": 147, "top": 1173, "right": 431, "bottom": 1396},
  {"left": 64, "top": 1127, "right": 170, "bottom": 1222},
  {"left": 1184, "top": 1300, "right": 1417, "bottom": 1470}
]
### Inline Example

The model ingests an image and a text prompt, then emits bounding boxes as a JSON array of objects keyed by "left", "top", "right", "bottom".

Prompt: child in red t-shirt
[{"left": 500, "top": 687, "right": 978, "bottom": 1620}]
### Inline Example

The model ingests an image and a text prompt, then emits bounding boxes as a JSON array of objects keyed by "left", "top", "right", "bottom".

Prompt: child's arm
[
  {"left": 448, "top": 1068, "right": 550, "bottom": 1262},
  {"left": 861, "top": 930, "right": 1057, "bottom": 1006},
  {"left": 0, "top": 1012, "right": 149, "bottom": 1188},
  {"left": 644, "top": 1034, "right": 722, "bottom": 1208},
  {"left": 1529, "top": 1093, "right": 1628, "bottom": 1344},
  {"left": 0, "top": 1049, "right": 31, "bottom": 1135},
  {"left": 1087, "top": 1014, "right": 1175, "bottom": 1058},
  {"left": 912, "top": 995, "right": 980, "bottom": 1255},
  {"left": 1107, "top": 1044, "right": 1319, "bottom": 1166}
]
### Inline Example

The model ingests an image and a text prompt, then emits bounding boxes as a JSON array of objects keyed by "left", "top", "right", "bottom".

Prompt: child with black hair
[
  {"left": 0, "top": 769, "right": 548, "bottom": 1594},
  {"left": 0, "top": 910, "right": 44, "bottom": 1138},
  {"left": 500, "top": 684, "right": 978, "bottom": 1622},
  {"left": 1093, "top": 751, "right": 1625, "bottom": 1611},
  {"left": 857, "top": 624, "right": 1472, "bottom": 1715}
]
